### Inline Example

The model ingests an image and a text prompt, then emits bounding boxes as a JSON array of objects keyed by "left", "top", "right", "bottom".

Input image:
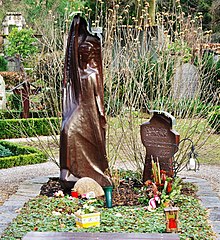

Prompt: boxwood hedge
[
  {"left": 0, "top": 141, "right": 47, "bottom": 169},
  {"left": 0, "top": 110, "right": 56, "bottom": 119},
  {"left": 0, "top": 117, "right": 60, "bottom": 139}
]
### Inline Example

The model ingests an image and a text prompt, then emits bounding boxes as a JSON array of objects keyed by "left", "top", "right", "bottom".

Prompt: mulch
[
  {"left": 40, "top": 177, "right": 196, "bottom": 206},
  {"left": 40, "top": 177, "right": 142, "bottom": 206}
]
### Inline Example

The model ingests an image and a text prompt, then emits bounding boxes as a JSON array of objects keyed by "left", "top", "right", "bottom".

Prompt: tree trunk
[{"left": 148, "top": 0, "right": 156, "bottom": 26}]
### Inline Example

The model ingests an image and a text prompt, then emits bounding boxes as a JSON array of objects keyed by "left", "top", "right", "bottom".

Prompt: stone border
[
  {"left": 183, "top": 177, "right": 220, "bottom": 240},
  {"left": 0, "top": 175, "right": 56, "bottom": 236},
  {"left": 0, "top": 175, "right": 220, "bottom": 239}
]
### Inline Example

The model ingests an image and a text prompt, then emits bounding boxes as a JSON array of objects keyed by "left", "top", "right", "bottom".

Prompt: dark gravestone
[{"left": 141, "top": 111, "right": 180, "bottom": 182}]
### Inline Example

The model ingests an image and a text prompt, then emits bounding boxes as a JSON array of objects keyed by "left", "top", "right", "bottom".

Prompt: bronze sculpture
[{"left": 60, "top": 15, "right": 112, "bottom": 187}]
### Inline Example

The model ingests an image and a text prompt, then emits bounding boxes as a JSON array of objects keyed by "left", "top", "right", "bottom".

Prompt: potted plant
[{"left": 74, "top": 203, "right": 100, "bottom": 228}]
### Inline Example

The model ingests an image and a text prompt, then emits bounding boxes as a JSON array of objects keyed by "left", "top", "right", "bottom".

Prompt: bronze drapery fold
[{"left": 59, "top": 15, "right": 112, "bottom": 187}]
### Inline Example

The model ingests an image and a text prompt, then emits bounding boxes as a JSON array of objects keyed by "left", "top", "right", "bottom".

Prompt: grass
[
  {"left": 15, "top": 115, "right": 220, "bottom": 168},
  {"left": 107, "top": 115, "right": 220, "bottom": 170},
  {"left": 175, "top": 119, "right": 220, "bottom": 165},
  {"left": 1, "top": 183, "right": 215, "bottom": 240}
]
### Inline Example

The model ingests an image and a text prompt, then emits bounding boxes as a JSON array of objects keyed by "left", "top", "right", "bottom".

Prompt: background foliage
[
  {"left": 5, "top": 28, "right": 38, "bottom": 60},
  {"left": 0, "top": 0, "right": 219, "bottom": 177}
]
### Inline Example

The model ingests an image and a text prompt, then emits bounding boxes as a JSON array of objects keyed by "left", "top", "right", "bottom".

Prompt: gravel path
[
  {"left": 0, "top": 161, "right": 59, "bottom": 205},
  {"left": 179, "top": 164, "right": 220, "bottom": 198},
  {"left": 0, "top": 160, "right": 220, "bottom": 206}
]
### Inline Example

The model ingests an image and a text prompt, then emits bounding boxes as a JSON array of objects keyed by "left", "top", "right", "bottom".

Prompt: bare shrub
[{"left": 4, "top": 1, "right": 219, "bottom": 179}]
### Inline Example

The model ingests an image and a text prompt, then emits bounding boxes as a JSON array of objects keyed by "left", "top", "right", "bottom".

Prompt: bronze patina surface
[
  {"left": 141, "top": 111, "right": 180, "bottom": 182},
  {"left": 60, "top": 15, "right": 112, "bottom": 187}
]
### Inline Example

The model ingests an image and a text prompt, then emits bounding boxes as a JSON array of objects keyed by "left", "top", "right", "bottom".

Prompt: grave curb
[
  {"left": 183, "top": 176, "right": 220, "bottom": 240},
  {"left": 0, "top": 175, "right": 220, "bottom": 239},
  {"left": 0, "top": 175, "right": 57, "bottom": 236}
]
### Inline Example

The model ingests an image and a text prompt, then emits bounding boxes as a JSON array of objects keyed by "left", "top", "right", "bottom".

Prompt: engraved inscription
[
  {"left": 143, "top": 127, "right": 168, "bottom": 138},
  {"left": 155, "top": 148, "right": 173, "bottom": 158}
]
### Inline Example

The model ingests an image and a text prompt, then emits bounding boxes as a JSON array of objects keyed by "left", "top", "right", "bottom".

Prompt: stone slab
[
  {"left": 197, "top": 189, "right": 217, "bottom": 197},
  {"left": 3, "top": 200, "right": 26, "bottom": 207},
  {"left": 141, "top": 112, "right": 179, "bottom": 181},
  {"left": 212, "top": 222, "right": 220, "bottom": 234},
  {"left": 209, "top": 210, "right": 220, "bottom": 221},
  {"left": 22, "top": 232, "right": 180, "bottom": 240},
  {"left": 6, "top": 195, "right": 32, "bottom": 203},
  {"left": 28, "top": 176, "right": 50, "bottom": 184},
  {"left": 183, "top": 177, "right": 207, "bottom": 184},
  {"left": 15, "top": 192, "right": 39, "bottom": 198},
  {"left": 0, "top": 213, "right": 17, "bottom": 224},
  {"left": 199, "top": 196, "right": 220, "bottom": 209},
  {"left": 0, "top": 205, "right": 21, "bottom": 212}
]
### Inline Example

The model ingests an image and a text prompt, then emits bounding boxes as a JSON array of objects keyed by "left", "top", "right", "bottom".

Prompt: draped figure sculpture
[{"left": 60, "top": 15, "right": 112, "bottom": 187}]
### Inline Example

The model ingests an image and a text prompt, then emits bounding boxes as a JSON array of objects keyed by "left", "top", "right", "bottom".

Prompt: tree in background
[
  {"left": 5, "top": 28, "right": 38, "bottom": 63},
  {"left": 20, "top": 0, "right": 87, "bottom": 30},
  {"left": 157, "top": 0, "right": 213, "bottom": 30}
]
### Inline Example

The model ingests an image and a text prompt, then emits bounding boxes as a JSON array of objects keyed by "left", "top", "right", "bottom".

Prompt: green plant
[
  {"left": 5, "top": 28, "right": 38, "bottom": 61},
  {"left": 1, "top": 188, "right": 215, "bottom": 239},
  {"left": 0, "top": 117, "right": 60, "bottom": 139},
  {"left": 0, "top": 110, "right": 54, "bottom": 119},
  {"left": 8, "top": 94, "right": 22, "bottom": 111},
  {"left": 0, "top": 56, "right": 8, "bottom": 71},
  {"left": 208, "top": 106, "right": 220, "bottom": 133},
  {"left": 137, "top": 160, "right": 182, "bottom": 209},
  {"left": 0, "top": 143, "right": 14, "bottom": 157},
  {"left": 75, "top": 203, "right": 97, "bottom": 215},
  {"left": 0, "top": 141, "right": 47, "bottom": 169}
]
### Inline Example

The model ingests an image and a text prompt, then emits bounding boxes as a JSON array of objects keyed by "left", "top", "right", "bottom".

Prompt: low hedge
[
  {"left": 0, "top": 110, "right": 57, "bottom": 119},
  {"left": 0, "top": 141, "right": 47, "bottom": 169},
  {"left": 0, "top": 117, "right": 60, "bottom": 139}
]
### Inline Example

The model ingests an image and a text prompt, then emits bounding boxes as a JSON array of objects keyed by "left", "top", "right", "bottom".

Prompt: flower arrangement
[
  {"left": 138, "top": 158, "right": 181, "bottom": 210},
  {"left": 75, "top": 203, "right": 96, "bottom": 215},
  {"left": 74, "top": 202, "right": 100, "bottom": 228}
]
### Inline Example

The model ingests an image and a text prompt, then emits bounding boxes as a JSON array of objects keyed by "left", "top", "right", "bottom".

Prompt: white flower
[
  {"left": 54, "top": 190, "right": 64, "bottom": 198},
  {"left": 52, "top": 211, "right": 62, "bottom": 216},
  {"left": 115, "top": 213, "right": 123, "bottom": 217},
  {"left": 89, "top": 206, "right": 95, "bottom": 212}
]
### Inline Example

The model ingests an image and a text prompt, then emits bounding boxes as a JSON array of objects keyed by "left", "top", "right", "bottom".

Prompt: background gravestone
[
  {"left": 173, "top": 63, "right": 199, "bottom": 99},
  {"left": 5, "top": 56, "right": 21, "bottom": 72},
  {"left": 0, "top": 75, "right": 6, "bottom": 110},
  {"left": 141, "top": 111, "right": 180, "bottom": 182}
]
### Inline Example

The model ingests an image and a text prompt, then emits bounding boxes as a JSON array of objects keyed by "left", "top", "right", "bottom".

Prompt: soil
[
  {"left": 40, "top": 177, "right": 195, "bottom": 206},
  {"left": 40, "top": 177, "right": 143, "bottom": 206}
]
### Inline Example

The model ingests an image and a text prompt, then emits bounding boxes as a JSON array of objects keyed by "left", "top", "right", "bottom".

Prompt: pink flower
[
  {"left": 148, "top": 195, "right": 160, "bottom": 210},
  {"left": 149, "top": 198, "right": 157, "bottom": 209}
]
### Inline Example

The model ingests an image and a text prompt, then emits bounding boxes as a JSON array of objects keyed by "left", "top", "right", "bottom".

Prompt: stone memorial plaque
[
  {"left": 0, "top": 75, "right": 6, "bottom": 110},
  {"left": 173, "top": 63, "right": 199, "bottom": 99},
  {"left": 141, "top": 111, "right": 180, "bottom": 182}
]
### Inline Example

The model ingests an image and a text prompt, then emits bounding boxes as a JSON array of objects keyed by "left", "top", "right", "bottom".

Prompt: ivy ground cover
[{"left": 1, "top": 183, "right": 215, "bottom": 240}]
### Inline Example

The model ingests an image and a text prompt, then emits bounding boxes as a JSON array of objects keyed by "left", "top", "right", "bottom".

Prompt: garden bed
[
  {"left": 0, "top": 141, "right": 47, "bottom": 169},
  {"left": 1, "top": 174, "right": 215, "bottom": 240}
]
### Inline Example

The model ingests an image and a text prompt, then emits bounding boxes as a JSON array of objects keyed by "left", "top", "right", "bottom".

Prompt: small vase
[
  {"left": 103, "top": 186, "right": 113, "bottom": 208},
  {"left": 74, "top": 212, "right": 100, "bottom": 228},
  {"left": 71, "top": 191, "right": 78, "bottom": 198}
]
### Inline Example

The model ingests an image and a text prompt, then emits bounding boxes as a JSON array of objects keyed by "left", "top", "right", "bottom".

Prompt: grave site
[{"left": 0, "top": 1, "right": 219, "bottom": 240}]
